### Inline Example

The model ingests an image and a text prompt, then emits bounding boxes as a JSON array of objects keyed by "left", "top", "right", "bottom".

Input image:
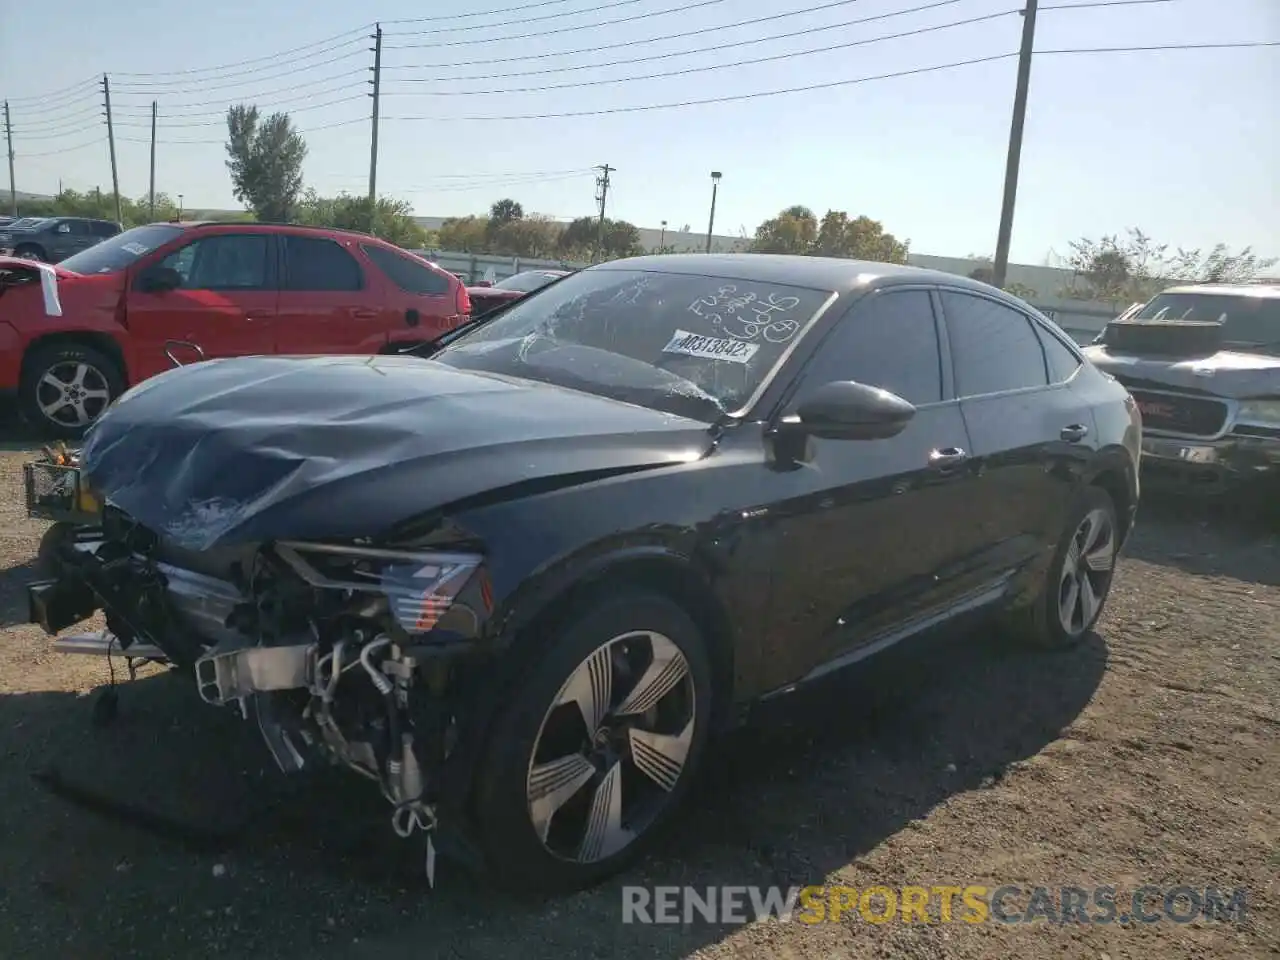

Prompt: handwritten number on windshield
[{"left": 688, "top": 285, "right": 803, "bottom": 343}]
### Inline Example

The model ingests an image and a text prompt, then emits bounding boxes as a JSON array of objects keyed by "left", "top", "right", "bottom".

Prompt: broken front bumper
[{"left": 1140, "top": 431, "right": 1280, "bottom": 494}]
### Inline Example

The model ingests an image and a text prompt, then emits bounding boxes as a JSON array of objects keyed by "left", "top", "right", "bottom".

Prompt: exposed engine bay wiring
[{"left": 39, "top": 512, "right": 489, "bottom": 886}]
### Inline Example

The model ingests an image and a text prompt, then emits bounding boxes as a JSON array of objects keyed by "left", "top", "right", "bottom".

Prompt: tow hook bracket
[{"left": 194, "top": 639, "right": 317, "bottom": 707}]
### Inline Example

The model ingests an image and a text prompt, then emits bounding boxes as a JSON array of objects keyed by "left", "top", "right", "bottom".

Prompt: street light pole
[
  {"left": 659, "top": 220, "right": 667, "bottom": 250},
  {"left": 705, "top": 172, "right": 722, "bottom": 254}
]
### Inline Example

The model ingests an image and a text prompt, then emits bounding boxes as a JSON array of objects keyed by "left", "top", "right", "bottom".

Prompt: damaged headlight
[
  {"left": 273, "top": 542, "right": 486, "bottom": 636},
  {"left": 1237, "top": 399, "right": 1280, "bottom": 426}
]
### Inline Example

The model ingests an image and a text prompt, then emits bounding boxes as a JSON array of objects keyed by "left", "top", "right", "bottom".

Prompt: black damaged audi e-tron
[{"left": 29, "top": 254, "right": 1141, "bottom": 891}]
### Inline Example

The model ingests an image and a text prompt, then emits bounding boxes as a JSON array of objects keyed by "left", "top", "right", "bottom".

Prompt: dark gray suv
[{"left": 0, "top": 217, "right": 122, "bottom": 263}]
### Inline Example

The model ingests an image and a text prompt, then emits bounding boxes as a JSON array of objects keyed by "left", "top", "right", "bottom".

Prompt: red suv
[{"left": 0, "top": 221, "right": 471, "bottom": 436}]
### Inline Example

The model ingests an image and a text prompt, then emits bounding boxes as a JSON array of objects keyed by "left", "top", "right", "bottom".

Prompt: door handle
[
  {"left": 928, "top": 447, "right": 968, "bottom": 471},
  {"left": 1060, "top": 423, "right": 1090, "bottom": 443},
  {"left": 352, "top": 308, "right": 379, "bottom": 319}
]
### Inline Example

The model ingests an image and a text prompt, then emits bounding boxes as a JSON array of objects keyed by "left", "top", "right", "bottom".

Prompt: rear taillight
[{"left": 454, "top": 283, "right": 471, "bottom": 321}]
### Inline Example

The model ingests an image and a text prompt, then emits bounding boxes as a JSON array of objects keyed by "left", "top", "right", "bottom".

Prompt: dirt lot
[{"left": 0, "top": 436, "right": 1275, "bottom": 960}]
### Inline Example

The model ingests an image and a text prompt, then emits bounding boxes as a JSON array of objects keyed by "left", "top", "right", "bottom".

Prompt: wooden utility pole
[
  {"left": 148, "top": 101, "right": 157, "bottom": 221},
  {"left": 367, "top": 23, "right": 383, "bottom": 236},
  {"left": 594, "top": 163, "right": 615, "bottom": 261},
  {"left": 3, "top": 101, "right": 15, "bottom": 215},
  {"left": 992, "top": 0, "right": 1039, "bottom": 289},
  {"left": 102, "top": 74, "right": 122, "bottom": 225}
]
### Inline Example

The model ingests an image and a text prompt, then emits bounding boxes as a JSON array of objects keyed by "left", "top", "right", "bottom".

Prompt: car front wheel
[
  {"left": 472, "top": 590, "right": 712, "bottom": 893},
  {"left": 20, "top": 343, "right": 124, "bottom": 438}
]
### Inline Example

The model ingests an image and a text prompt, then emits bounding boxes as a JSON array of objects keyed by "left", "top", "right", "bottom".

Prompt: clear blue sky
[{"left": 2, "top": 0, "right": 1276, "bottom": 263}]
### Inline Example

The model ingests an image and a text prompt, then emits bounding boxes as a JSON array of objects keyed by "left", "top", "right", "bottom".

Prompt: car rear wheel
[
  {"left": 1008, "top": 486, "right": 1119, "bottom": 649},
  {"left": 472, "top": 590, "right": 712, "bottom": 893},
  {"left": 20, "top": 343, "right": 124, "bottom": 439},
  {"left": 14, "top": 244, "right": 45, "bottom": 262}
]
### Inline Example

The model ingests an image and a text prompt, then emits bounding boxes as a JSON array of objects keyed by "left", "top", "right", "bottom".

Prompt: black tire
[
  {"left": 1006, "top": 485, "right": 1119, "bottom": 649},
  {"left": 471, "top": 590, "right": 714, "bottom": 894},
  {"left": 14, "top": 244, "right": 46, "bottom": 262},
  {"left": 20, "top": 342, "right": 124, "bottom": 439}
]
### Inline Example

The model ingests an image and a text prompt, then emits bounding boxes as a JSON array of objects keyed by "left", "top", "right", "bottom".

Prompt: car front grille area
[
  {"left": 95, "top": 505, "right": 249, "bottom": 647},
  {"left": 1125, "top": 388, "right": 1229, "bottom": 438}
]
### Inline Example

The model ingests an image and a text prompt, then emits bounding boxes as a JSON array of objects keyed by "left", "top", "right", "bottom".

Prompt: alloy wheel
[
  {"left": 1057, "top": 507, "right": 1116, "bottom": 636},
  {"left": 36, "top": 360, "right": 112, "bottom": 428},
  {"left": 526, "top": 630, "right": 697, "bottom": 864}
]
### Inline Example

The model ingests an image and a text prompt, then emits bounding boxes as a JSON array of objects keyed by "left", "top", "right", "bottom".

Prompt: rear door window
[
  {"left": 283, "top": 236, "right": 364, "bottom": 291},
  {"left": 1035, "top": 324, "right": 1083, "bottom": 383},
  {"left": 941, "top": 291, "right": 1049, "bottom": 397},
  {"left": 360, "top": 243, "right": 450, "bottom": 294}
]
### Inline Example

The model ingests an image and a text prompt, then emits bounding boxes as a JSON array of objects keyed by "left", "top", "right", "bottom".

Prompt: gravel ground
[{"left": 0, "top": 435, "right": 1275, "bottom": 960}]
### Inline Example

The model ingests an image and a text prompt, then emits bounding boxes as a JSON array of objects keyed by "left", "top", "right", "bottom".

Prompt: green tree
[
  {"left": 437, "top": 215, "right": 489, "bottom": 252},
  {"left": 751, "top": 207, "right": 908, "bottom": 263},
  {"left": 813, "top": 211, "right": 908, "bottom": 263},
  {"left": 557, "top": 216, "right": 599, "bottom": 257},
  {"left": 489, "top": 198, "right": 524, "bottom": 225},
  {"left": 489, "top": 214, "right": 561, "bottom": 258},
  {"left": 294, "top": 189, "right": 426, "bottom": 248},
  {"left": 750, "top": 205, "right": 818, "bottom": 254},
  {"left": 602, "top": 219, "right": 642, "bottom": 259},
  {"left": 224, "top": 104, "right": 307, "bottom": 222},
  {"left": 1059, "top": 228, "right": 1276, "bottom": 304},
  {"left": 556, "top": 216, "right": 642, "bottom": 260}
]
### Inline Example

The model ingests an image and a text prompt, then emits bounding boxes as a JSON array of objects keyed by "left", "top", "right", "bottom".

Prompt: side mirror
[
  {"left": 789, "top": 380, "right": 916, "bottom": 441},
  {"left": 138, "top": 265, "right": 183, "bottom": 293},
  {"left": 474, "top": 279, "right": 493, "bottom": 288}
]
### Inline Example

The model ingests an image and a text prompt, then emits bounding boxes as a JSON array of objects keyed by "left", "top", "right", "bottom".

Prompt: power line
[
  {"left": 13, "top": 135, "right": 106, "bottom": 159},
  {"left": 113, "top": 94, "right": 367, "bottom": 128},
  {"left": 8, "top": 105, "right": 105, "bottom": 137},
  {"left": 110, "top": 46, "right": 369, "bottom": 92},
  {"left": 415, "top": 172, "right": 597, "bottom": 192},
  {"left": 110, "top": 26, "right": 374, "bottom": 78},
  {"left": 387, "top": 9, "right": 1014, "bottom": 98},
  {"left": 388, "top": 0, "right": 731, "bottom": 48},
  {"left": 383, "top": 0, "right": 657, "bottom": 25},
  {"left": 319, "top": 167, "right": 595, "bottom": 183},
  {"left": 110, "top": 71, "right": 365, "bottom": 113},
  {"left": 1038, "top": 39, "right": 1280, "bottom": 53},
  {"left": 381, "top": 39, "right": 1279, "bottom": 123},
  {"left": 388, "top": 0, "right": 967, "bottom": 84},
  {"left": 393, "top": 0, "right": 653, "bottom": 36},
  {"left": 2, "top": 76, "right": 99, "bottom": 106},
  {"left": 386, "top": 0, "right": 886, "bottom": 63},
  {"left": 114, "top": 114, "right": 369, "bottom": 146}
]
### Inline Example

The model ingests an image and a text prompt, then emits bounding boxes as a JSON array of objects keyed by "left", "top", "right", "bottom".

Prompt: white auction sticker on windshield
[{"left": 662, "top": 329, "right": 760, "bottom": 364}]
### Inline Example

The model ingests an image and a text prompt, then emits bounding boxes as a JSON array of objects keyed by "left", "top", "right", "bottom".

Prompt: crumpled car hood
[
  {"left": 1084, "top": 345, "right": 1280, "bottom": 398},
  {"left": 80, "top": 354, "right": 715, "bottom": 550}
]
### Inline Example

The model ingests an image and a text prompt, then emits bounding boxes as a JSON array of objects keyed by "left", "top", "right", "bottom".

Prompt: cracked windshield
[{"left": 433, "top": 268, "right": 833, "bottom": 420}]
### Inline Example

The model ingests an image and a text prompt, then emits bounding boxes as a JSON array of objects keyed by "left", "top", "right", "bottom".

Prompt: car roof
[
  {"left": 179, "top": 220, "right": 380, "bottom": 241},
  {"left": 595, "top": 253, "right": 1001, "bottom": 297},
  {"left": 1159, "top": 283, "right": 1280, "bottom": 299}
]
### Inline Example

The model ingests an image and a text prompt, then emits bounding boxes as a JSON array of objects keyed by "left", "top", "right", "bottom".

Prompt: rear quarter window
[{"left": 361, "top": 244, "right": 451, "bottom": 295}]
